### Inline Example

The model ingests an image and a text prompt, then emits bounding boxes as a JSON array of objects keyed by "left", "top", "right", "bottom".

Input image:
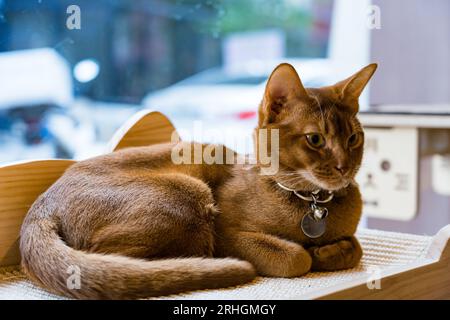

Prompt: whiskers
[
  {"left": 276, "top": 169, "right": 319, "bottom": 191},
  {"left": 275, "top": 163, "right": 356, "bottom": 192}
]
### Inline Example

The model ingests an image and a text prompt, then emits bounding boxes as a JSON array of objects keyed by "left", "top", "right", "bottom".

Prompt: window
[{"left": 0, "top": 0, "right": 333, "bottom": 162}]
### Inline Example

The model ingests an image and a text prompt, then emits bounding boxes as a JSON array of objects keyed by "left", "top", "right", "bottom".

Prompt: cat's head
[{"left": 256, "top": 63, "right": 377, "bottom": 191}]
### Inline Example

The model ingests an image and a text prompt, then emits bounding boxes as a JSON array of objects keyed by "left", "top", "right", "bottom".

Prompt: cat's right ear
[{"left": 261, "top": 63, "right": 309, "bottom": 125}]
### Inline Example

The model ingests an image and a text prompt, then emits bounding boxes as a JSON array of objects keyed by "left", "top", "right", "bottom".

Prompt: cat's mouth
[
  {"left": 301, "top": 171, "right": 351, "bottom": 192},
  {"left": 317, "top": 177, "right": 350, "bottom": 191}
]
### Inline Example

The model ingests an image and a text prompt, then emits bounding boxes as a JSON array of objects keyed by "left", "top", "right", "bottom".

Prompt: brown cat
[{"left": 20, "top": 62, "right": 377, "bottom": 299}]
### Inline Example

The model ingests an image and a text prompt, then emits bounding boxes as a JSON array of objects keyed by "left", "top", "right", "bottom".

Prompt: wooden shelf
[{"left": 360, "top": 105, "right": 450, "bottom": 128}]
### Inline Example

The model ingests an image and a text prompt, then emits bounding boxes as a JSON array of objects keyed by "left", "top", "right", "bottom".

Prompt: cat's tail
[{"left": 20, "top": 215, "right": 256, "bottom": 299}]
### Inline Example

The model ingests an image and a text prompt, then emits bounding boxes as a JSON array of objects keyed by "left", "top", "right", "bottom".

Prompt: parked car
[
  {"left": 142, "top": 58, "right": 337, "bottom": 152},
  {"left": 0, "top": 48, "right": 74, "bottom": 162},
  {"left": 143, "top": 58, "right": 336, "bottom": 120}
]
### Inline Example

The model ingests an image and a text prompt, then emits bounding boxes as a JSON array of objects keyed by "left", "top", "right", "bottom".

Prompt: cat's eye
[
  {"left": 348, "top": 133, "right": 361, "bottom": 148},
  {"left": 305, "top": 133, "right": 325, "bottom": 148}
]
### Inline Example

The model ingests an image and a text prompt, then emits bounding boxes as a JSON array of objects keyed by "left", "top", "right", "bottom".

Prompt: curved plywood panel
[
  {"left": 107, "top": 109, "right": 178, "bottom": 152},
  {"left": 0, "top": 110, "right": 449, "bottom": 299},
  {"left": 0, "top": 159, "right": 76, "bottom": 266},
  {"left": 0, "top": 110, "right": 178, "bottom": 267}
]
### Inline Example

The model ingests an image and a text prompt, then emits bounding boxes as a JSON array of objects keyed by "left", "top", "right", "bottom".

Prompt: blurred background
[{"left": 0, "top": 0, "right": 449, "bottom": 234}]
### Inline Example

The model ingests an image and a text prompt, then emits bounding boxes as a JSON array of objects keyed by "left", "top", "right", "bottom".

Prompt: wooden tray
[{"left": 1, "top": 110, "right": 449, "bottom": 299}]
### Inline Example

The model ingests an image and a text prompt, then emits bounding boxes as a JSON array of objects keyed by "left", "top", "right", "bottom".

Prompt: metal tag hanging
[
  {"left": 300, "top": 202, "right": 328, "bottom": 239},
  {"left": 276, "top": 182, "right": 333, "bottom": 239},
  {"left": 301, "top": 212, "right": 327, "bottom": 238}
]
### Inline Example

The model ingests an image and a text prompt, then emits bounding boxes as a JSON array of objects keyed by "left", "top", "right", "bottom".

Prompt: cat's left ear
[{"left": 334, "top": 63, "right": 378, "bottom": 110}]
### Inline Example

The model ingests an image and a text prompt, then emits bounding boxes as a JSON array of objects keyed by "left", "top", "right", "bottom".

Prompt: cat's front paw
[{"left": 307, "top": 236, "right": 362, "bottom": 271}]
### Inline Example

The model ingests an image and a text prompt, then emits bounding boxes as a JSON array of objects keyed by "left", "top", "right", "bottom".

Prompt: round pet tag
[{"left": 301, "top": 213, "right": 327, "bottom": 238}]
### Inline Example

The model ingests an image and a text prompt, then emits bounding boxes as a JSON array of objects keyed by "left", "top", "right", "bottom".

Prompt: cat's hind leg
[{"left": 88, "top": 173, "right": 219, "bottom": 259}]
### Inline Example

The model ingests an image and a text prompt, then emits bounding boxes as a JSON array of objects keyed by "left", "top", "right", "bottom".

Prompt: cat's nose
[{"left": 334, "top": 165, "right": 348, "bottom": 176}]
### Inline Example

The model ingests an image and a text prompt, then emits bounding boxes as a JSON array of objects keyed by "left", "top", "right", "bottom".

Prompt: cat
[{"left": 20, "top": 62, "right": 377, "bottom": 299}]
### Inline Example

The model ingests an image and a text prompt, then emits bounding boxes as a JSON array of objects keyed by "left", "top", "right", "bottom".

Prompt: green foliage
[
  {"left": 168, "top": 0, "right": 311, "bottom": 35},
  {"left": 162, "top": 0, "right": 330, "bottom": 57},
  {"left": 212, "top": 0, "right": 311, "bottom": 34}
]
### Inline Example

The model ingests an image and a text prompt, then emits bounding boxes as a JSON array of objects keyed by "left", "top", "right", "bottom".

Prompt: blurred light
[{"left": 74, "top": 59, "right": 100, "bottom": 83}]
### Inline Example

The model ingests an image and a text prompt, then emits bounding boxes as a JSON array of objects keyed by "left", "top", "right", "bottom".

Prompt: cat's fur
[{"left": 20, "top": 63, "right": 377, "bottom": 299}]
